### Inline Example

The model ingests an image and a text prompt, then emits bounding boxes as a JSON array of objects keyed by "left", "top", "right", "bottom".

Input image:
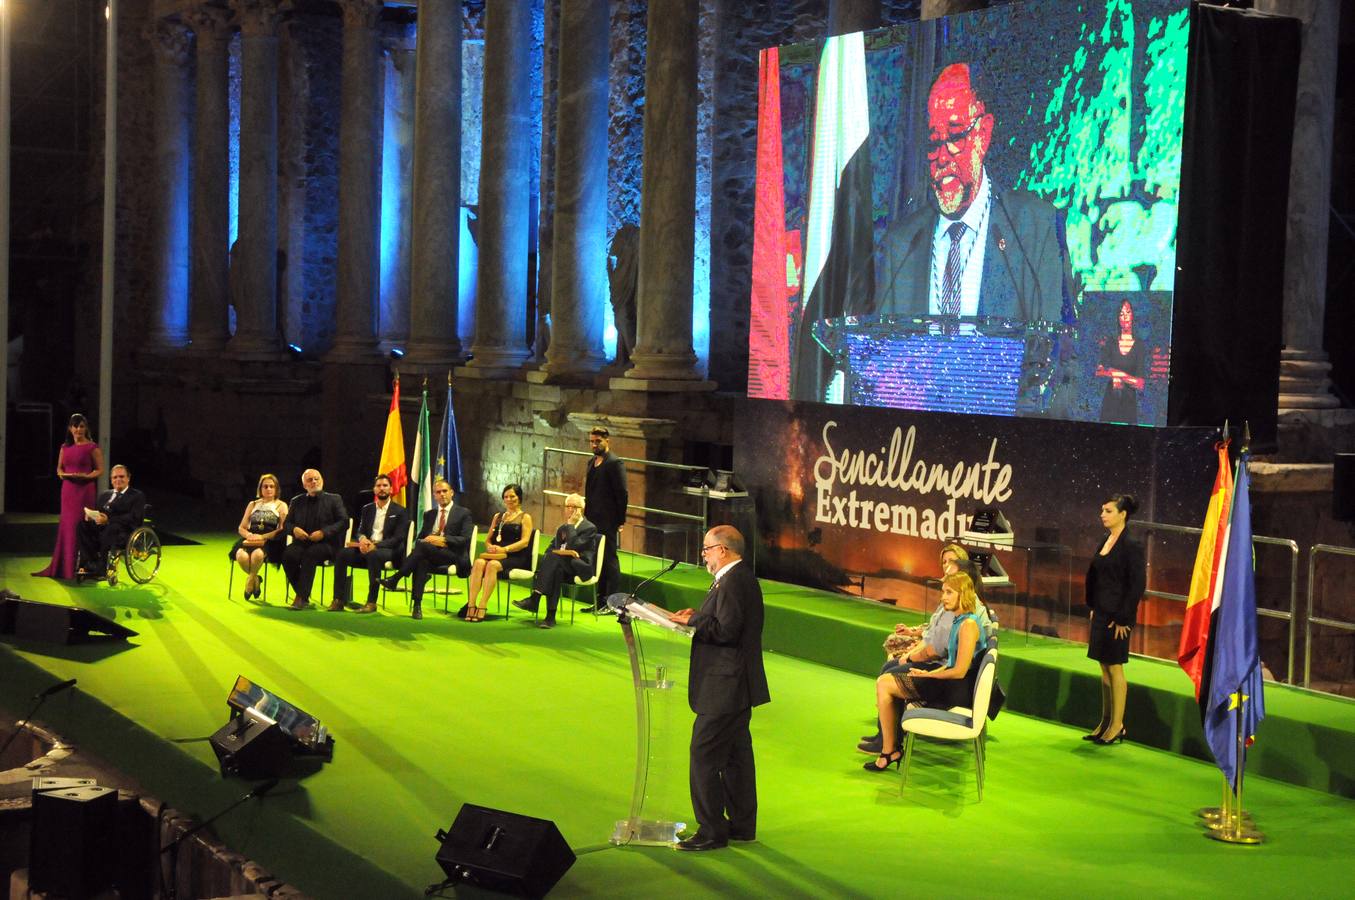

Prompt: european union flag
[
  {"left": 434, "top": 383, "right": 464, "bottom": 495},
  {"left": 1202, "top": 450, "right": 1266, "bottom": 786}
]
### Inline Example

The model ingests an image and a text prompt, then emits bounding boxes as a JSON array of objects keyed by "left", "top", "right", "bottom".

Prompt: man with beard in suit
[
  {"left": 668, "top": 525, "right": 770, "bottom": 851},
  {"left": 77, "top": 464, "right": 146, "bottom": 582},
  {"left": 581, "top": 426, "right": 627, "bottom": 613},
  {"left": 512, "top": 493, "right": 598, "bottom": 629},
  {"left": 377, "top": 479, "right": 473, "bottom": 619},
  {"left": 332, "top": 473, "right": 409, "bottom": 613},
  {"left": 283, "top": 468, "right": 350, "bottom": 611}
]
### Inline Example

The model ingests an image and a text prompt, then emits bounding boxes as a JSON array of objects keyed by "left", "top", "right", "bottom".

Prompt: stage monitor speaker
[
  {"left": 210, "top": 716, "right": 291, "bottom": 778},
  {"left": 29, "top": 784, "right": 118, "bottom": 900},
  {"left": 435, "top": 804, "right": 575, "bottom": 898},
  {"left": 1334, "top": 453, "right": 1355, "bottom": 521},
  {"left": 0, "top": 597, "right": 138, "bottom": 644}
]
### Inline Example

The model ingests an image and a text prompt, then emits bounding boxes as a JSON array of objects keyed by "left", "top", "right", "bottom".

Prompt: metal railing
[
  {"left": 1136, "top": 520, "right": 1298, "bottom": 684},
  {"left": 541, "top": 447, "right": 710, "bottom": 564},
  {"left": 1305, "top": 544, "right": 1355, "bottom": 690}
]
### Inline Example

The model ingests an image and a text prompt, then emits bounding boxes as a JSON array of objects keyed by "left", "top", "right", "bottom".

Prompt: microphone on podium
[{"left": 609, "top": 559, "right": 681, "bottom": 611}]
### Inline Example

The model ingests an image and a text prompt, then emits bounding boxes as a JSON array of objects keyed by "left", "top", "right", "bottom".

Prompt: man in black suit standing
[
  {"left": 378, "top": 479, "right": 472, "bottom": 619},
  {"left": 283, "top": 468, "right": 350, "bottom": 611},
  {"left": 582, "top": 426, "right": 627, "bottom": 613},
  {"left": 668, "top": 525, "right": 770, "bottom": 851},
  {"left": 512, "top": 493, "right": 597, "bottom": 629},
  {"left": 332, "top": 473, "right": 408, "bottom": 614},
  {"left": 78, "top": 464, "right": 146, "bottom": 581}
]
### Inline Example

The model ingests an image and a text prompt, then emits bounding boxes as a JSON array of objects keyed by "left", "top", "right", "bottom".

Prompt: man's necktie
[
  {"left": 436, "top": 507, "right": 446, "bottom": 535},
  {"left": 940, "top": 221, "right": 967, "bottom": 320}
]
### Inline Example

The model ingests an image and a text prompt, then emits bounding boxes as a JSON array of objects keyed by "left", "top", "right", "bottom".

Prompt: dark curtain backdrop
[{"left": 1169, "top": 2, "right": 1301, "bottom": 450}]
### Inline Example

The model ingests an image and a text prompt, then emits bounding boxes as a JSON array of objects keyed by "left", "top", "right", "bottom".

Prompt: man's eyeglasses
[
  {"left": 701, "top": 544, "right": 722, "bottom": 556},
  {"left": 925, "top": 115, "right": 984, "bottom": 160}
]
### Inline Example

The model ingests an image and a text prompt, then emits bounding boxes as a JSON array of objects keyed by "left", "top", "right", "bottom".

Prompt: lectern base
[{"left": 611, "top": 818, "right": 687, "bottom": 846}]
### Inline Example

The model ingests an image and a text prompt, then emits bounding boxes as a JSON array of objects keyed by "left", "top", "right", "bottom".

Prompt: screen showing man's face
[{"left": 926, "top": 65, "right": 992, "bottom": 218}]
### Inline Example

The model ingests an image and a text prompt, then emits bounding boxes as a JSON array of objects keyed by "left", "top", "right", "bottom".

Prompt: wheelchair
[{"left": 76, "top": 513, "right": 163, "bottom": 587}]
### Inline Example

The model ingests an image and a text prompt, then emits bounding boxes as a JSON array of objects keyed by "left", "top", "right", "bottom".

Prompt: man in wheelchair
[{"left": 78, "top": 464, "right": 146, "bottom": 583}]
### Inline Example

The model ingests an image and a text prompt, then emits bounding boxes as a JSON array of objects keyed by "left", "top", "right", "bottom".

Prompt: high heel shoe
[
  {"left": 863, "top": 748, "right": 903, "bottom": 773},
  {"left": 1092, "top": 727, "right": 1126, "bottom": 745},
  {"left": 1082, "top": 724, "right": 1109, "bottom": 741}
]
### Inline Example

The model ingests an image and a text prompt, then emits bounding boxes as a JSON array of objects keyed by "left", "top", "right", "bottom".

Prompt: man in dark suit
[
  {"left": 668, "top": 525, "right": 770, "bottom": 851},
  {"left": 512, "top": 493, "right": 598, "bottom": 629},
  {"left": 283, "top": 468, "right": 350, "bottom": 611},
  {"left": 78, "top": 464, "right": 146, "bottom": 580},
  {"left": 582, "top": 426, "right": 627, "bottom": 613},
  {"left": 331, "top": 473, "right": 408, "bottom": 614},
  {"left": 377, "top": 479, "right": 472, "bottom": 619},
  {"left": 869, "top": 63, "right": 1072, "bottom": 323}
]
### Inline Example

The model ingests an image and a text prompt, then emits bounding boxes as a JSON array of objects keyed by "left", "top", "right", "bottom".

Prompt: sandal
[{"left": 468, "top": 606, "right": 486, "bottom": 622}]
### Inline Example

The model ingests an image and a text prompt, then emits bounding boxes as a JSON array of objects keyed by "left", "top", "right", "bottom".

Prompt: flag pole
[{"left": 1206, "top": 692, "right": 1263, "bottom": 844}]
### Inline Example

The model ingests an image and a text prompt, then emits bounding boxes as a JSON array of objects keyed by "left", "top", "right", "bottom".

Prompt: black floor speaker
[
  {"left": 210, "top": 716, "right": 292, "bottom": 778},
  {"left": 29, "top": 784, "right": 118, "bottom": 899},
  {"left": 435, "top": 804, "right": 576, "bottom": 898},
  {"left": 0, "top": 596, "right": 138, "bottom": 644}
]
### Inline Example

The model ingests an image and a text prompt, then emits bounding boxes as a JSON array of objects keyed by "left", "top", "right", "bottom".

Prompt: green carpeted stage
[{"left": 3, "top": 526, "right": 1355, "bottom": 899}]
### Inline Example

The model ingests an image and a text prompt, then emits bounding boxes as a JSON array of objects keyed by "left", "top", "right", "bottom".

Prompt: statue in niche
[{"left": 607, "top": 224, "right": 640, "bottom": 369}]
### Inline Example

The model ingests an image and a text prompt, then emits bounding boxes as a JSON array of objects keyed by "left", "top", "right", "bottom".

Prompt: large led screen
[{"left": 747, "top": 0, "right": 1189, "bottom": 426}]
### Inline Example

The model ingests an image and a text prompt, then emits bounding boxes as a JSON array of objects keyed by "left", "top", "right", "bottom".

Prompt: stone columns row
[{"left": 185, "top": 5, "right": 231, "bottom": 351}]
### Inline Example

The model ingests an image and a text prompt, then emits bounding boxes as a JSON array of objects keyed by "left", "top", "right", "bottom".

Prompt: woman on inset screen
[
  {"left": 864, "top": 571, "right": 986, "bottom": 773},
  {"left": 1083, "top": 493, "right": 1146, "bottom": 745},
  {"left": 33, "top": 413, "right": 104, "bottom": 579},
  {"left": 464, "top": 483, "right": 534, "bottom": 622},
  {"left": 1096, "top": 299, "right": 1147, "bottom": 425},
  {"left": 230, "top": 473, "right": 289, "bottom": 600}
]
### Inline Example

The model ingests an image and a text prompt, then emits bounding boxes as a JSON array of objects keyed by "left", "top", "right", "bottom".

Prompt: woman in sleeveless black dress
[{"left": 465, "top": 484, "right": 535, "bottom": 622}]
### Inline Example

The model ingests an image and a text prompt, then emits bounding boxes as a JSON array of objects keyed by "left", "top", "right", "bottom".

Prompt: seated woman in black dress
[
  {"left": 865, "top": 571, "right": 986, "bottom": 772},
  {"left": 230, "top": 473, "right": 289, "bottom": 600},
  {"left": 1084, "top": 493, "right": 1145, "bottom": 745},
  {"left": 464, "top": 483, "right": 535, "bottom": 622}
]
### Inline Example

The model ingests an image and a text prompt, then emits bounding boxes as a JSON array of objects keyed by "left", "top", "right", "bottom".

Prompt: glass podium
[{"left": 610, "top": 600, "right": 695, "bottom": 846}]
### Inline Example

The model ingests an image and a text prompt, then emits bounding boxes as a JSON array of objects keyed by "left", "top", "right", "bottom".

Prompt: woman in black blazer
[{"left": 1084, "top": 493, "right": 1146, "bottom": 745}]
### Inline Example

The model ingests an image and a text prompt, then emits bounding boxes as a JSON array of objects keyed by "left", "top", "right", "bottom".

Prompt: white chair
[
  {"left": 379, "top": 519, "right": 417, "bottom": 610},
  {"left": 495, "top": 529, "right": 541, "bottom": 619},
  {"left": 426, "top": 526, "right": 479, "bottom": 613},
  {"left": 564, "top": 535, "right": 606, "bottom": 624},
  {"left": 898, "top": 648, "right": 999, "bottom": 801}
]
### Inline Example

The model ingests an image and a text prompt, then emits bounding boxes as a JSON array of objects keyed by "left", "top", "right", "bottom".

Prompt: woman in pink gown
[{"left": 34, "top": 413, "right": 104, "bottom": 579}]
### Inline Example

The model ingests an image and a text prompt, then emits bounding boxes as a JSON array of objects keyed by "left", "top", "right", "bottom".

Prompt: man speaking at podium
[
  {"left": 668, "top": 525, "right": 770, "bottom": 851},
  {"left": 868, "top": 62, "right": 1071, "bottom": 324}
]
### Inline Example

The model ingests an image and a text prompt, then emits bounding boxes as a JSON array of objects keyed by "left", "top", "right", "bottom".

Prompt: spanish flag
[
  {"left": 1177, "top": 440, "right": 1232, "bottom": 699},
  {"left": 378, "top": 377, "right": 408, "bottom": 506}
]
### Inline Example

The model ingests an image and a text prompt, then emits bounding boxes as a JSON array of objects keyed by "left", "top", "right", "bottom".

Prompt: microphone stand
[
  {"left": 159, "top": 779, "right": 278, "bottom": 900},
  {"left": 610, "top": 559, "right": 680, "bottom": 617},
  {"left": 0, "top": 679, "right": 77, "bottom": 762}
]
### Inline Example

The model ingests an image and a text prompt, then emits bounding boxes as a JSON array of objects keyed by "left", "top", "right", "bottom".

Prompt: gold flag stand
[{"left": 1201, "top": 692, "right": 1263, "bottom": 844}]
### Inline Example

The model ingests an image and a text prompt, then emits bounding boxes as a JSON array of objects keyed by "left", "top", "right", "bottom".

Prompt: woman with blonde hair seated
[
  {"left": 230, "top": 473, "right": 289, "bottom": 600},
  {"left": 864, "top": 571, "right": 986, "bottom": 773}
]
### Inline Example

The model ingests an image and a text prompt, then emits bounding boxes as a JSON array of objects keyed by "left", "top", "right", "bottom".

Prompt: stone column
[
  {"left": 1256, "top": 0, "right": 1341, "bottom": 409},
  {"left": 829, "top": 0, "right": 881, "bottom": 34},
  {"left": 405, "top": 0, "right": 463, "bottom": 368},
  {"left": 146, "top": 19, "right": 192, "bottom": 350},
  {"left": 229, "top": 0, "right": 281, "bottom": 358},
  {"left": 535, "top": 0, "right": 607, "bottom": 382},
  {"left": 184, "top": 5, "right": 231, "bottom": 351},
  {"left": 328, "top": 0, "right": 384, "bottom": 361},
  {"left": 618, "top": 0, "right": 707, "bottom": 388},
  {"left": 464, "top": 0, "right": 533, "bottom": 375}
]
